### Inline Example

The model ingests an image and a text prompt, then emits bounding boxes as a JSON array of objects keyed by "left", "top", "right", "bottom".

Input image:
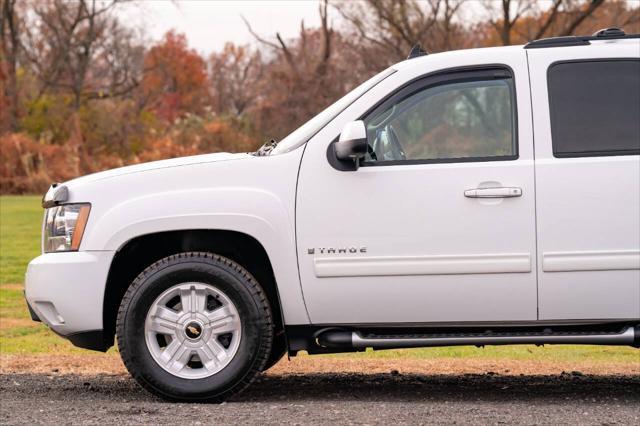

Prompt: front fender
[{"left": 83, "top": 187, "right": 309, "bottom": 324}]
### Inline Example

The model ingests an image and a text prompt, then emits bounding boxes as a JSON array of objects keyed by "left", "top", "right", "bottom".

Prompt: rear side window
[{"left": 548, "top": 60, "right": 640, "bottom": 157}]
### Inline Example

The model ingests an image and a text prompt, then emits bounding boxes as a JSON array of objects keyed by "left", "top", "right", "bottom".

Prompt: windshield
[{"left": 270, "top": 67, "right": 397, "bottom": 155}]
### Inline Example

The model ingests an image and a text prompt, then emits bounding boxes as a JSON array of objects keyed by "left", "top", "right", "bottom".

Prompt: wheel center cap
[{"left": 184, "top": 321, "right": 203, "bottom": 340}]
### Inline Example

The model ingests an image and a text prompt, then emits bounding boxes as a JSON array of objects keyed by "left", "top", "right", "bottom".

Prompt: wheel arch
[{"left": 102, "top": 229, "right": 287, "bottom": 351}]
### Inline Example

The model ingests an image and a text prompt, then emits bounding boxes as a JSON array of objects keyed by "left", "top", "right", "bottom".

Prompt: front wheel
[{"left": 116, "top": 252, "right": 273, "bottom": 402}]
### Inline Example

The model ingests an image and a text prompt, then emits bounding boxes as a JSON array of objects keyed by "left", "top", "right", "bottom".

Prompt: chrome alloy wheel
[{"left": 144, "top": 282, "right": 242, "bottom": 379}]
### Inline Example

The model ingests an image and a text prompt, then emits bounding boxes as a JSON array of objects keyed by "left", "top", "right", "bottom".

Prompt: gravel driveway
[{"left": 1, "top": 372, "right": 639, "bottom": 425}]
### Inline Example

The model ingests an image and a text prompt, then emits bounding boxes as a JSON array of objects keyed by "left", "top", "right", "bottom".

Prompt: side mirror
[{"left": 335, "top": 120, "right": 367, "bottom": 162}]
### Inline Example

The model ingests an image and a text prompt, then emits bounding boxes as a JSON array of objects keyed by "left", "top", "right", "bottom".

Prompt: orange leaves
[
  {"left": 4, "top": 2, "right": 640, "bottom": 194},
  {"left": 137, "top": 136, "right": 200, "bottom": 163},
  {"left": 204, "top": 121, "right": 224, "bottom": 133},
  {"left": 0, "top": 133, "right": 75, "bottom": 193},
  {"left": 142, "top": 31, "right": 209, "bottom": 123}
]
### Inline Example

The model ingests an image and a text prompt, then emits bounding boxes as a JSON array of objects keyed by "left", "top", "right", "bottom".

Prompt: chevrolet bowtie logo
[{"left": 187, "top": 325, "right": 200, "bottom": 336}]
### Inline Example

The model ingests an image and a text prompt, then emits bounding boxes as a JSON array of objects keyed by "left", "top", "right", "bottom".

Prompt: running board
[{"left": 317, "top": 326, "right": 639, "bottom": 349}]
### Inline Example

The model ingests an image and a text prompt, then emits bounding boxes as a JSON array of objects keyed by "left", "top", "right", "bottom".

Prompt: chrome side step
[{"left": 317, "top": 326, "right": 639, "bottom": 349}]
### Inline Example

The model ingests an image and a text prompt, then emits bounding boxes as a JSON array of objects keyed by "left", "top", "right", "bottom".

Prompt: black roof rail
[{"left": 524, "top": 27, "right": 640, "bottom": 49}]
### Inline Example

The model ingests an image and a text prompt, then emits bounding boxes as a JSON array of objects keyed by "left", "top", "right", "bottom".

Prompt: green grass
[
  {"left": 0, "top": 325, "right": 93, "bottom": 354},
  {"left": 0, "top": 195, "right": 85, "bottom": 354},
  {"left": 0, "top": 286, "right": 30, "bottom": 320},
  {"left": 0, "top": 195, "right": 638, "bottom": 364},
  {"left": 0, "top": 196, "right": 42, "bottom": 284},
  {"left": 0, "top": 283, "right": 100, "bottom": 354}
]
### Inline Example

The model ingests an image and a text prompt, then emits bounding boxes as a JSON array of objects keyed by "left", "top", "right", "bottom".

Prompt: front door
[{"left": 296, "top": 55, "right": 538, "bottom": 324}]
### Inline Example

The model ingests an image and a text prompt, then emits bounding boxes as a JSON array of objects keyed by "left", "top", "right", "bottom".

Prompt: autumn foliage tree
[
  {"left": 142, "top": 31, "right": 209, "bottom": 123},
  {"left": 1, "top": 0, "right": 639, "bottom": 193}
]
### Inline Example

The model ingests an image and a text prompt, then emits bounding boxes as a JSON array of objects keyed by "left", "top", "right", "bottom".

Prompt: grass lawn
[
  {"left": 0, "top": 195, "right": 93, "bottom": 354},
  {"left": 0, "top": 196, "right": 42, "bottom": 284},
  {"left": 0, "top": 195, "right": 638, "bottom": 367}
]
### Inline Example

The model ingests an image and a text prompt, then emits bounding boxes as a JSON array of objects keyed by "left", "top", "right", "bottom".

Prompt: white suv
[{"left": 25, "top": 29, "right": 640, "bottom": 402}]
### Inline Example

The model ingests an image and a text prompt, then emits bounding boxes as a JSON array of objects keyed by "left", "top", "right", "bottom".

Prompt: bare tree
[
  {"left": 86, "top": 18, "right": 144, "bottom": 101},
  {"left": 242, "top": 0, "right": 364, "bottom": 140},
  {"left": 243, "top": 0, "right": 336, "bottom": 94},
  {"left": 1, "top": 0, "right": 20, "bottom": 132},
  {"left": 483, "top": 0, "right": 535, "bottom": 45},
  {"left": 438, "top": 0, "right": 464, "bottom": 50},
  {"left": 17, "top": 0, "right": 143, "bottom": 174},
  {"left": 209, "top": 43, "right": 263, "bottom": 116},
  {"left": 333, "top": 0, "right": 469, "bottom": 73},
  {"left": 559, "top": 0, "right": 605, "bottom": 36},
  {"left": 484, "top": 0, "right": 607, "bottom": 45},
  {"left": 334, "top": 0, "right": 447, "bottom": 59},
  {"left": 22, "top": 0, "right": 140, "bottom": 109},
  {"left": 532, "top": 0, "right": 564, "bottom": 40}
]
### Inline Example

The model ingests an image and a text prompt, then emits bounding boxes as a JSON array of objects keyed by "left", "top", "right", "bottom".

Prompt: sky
[
  {"left": 118, "top": 0, "right": 328, "bottom": 56},
  {"left": 116, "top": 0, "right": 607, "bottom": 56}
]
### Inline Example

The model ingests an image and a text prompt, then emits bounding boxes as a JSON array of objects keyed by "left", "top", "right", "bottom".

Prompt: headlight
[{"left": 43, "top": 204, "right": 91, "bottom": 253}]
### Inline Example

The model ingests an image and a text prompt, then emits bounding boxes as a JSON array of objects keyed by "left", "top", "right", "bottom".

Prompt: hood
[{"left": 65, "top": 152, "right": 251, "bottom": 187}]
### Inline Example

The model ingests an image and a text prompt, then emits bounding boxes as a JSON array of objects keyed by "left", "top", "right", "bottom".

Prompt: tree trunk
[
  {"left": 1, "top": 0, "right": 19, "bottom": 132},
  {"left": 501, "top": 0, "right": 512, "bottom": 45},
  {"left": 68, "top": 112, "right": 83, "bottom": 177}
]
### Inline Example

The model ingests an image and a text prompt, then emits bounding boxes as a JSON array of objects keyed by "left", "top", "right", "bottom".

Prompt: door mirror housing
[{"left": 335, "top": 120, "right": 367, "bottom": 162}]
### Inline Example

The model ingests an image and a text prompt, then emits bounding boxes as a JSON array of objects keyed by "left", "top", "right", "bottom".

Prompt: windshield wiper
[{"left": 254, "top": 139, "right": 278, "bottom": 156}]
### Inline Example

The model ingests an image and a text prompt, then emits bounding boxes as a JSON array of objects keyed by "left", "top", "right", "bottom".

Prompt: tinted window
[
  {"left": 363, "top": 76, "right": 517, "bottom": 164},
  {"left": 548, "top": 60, "right": 640, "bottom": 157}
]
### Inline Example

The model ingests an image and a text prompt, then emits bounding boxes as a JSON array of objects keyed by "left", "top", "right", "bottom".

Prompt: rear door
[{"left": 527, "top": 42, "right": 640, "bottom": 320}]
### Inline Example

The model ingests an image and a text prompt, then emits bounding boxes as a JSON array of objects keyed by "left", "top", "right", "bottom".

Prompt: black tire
[
  {"left": 116, "top": 252, "right": 273, "bottom": 402},
  {"left": 262, "top": 330, "right": 287, "bottom": 371}
]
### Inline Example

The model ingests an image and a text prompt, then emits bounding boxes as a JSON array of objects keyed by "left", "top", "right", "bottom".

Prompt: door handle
[{"left": 464, "top": 187, "right": 522, "bottom": 198}]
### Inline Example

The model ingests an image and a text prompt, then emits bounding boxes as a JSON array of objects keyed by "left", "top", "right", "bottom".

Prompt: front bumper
[{"left": 25, "top": 251, "right": 114, "bottom": 350}]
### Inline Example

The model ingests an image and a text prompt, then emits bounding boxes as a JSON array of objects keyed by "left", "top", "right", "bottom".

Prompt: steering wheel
[{"left": 367, "top": 144, "right": 378, "bottom": 161}]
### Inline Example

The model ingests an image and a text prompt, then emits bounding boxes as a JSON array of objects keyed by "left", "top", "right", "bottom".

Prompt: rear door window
[{"left": 547, "top": 60, "right": 640, "bottom": 157}]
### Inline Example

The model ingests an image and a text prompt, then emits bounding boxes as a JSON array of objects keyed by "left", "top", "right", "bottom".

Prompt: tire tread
[{"left": 116, "top": 251, "right": 273, "bottom": 402}]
